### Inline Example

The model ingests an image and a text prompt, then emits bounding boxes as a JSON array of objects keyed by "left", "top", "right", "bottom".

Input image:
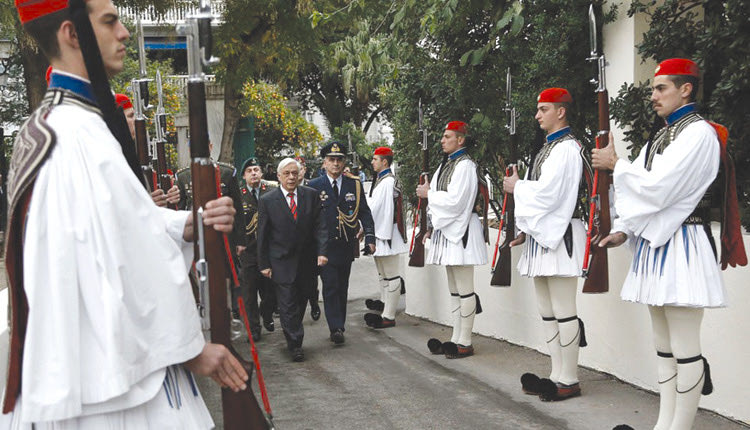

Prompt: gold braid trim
[
  {"left": 246, "top": 212, "right": 259, "bottom": 237},
  {"left": 337, "top": 179, "right": 361, "bottom": 241}
]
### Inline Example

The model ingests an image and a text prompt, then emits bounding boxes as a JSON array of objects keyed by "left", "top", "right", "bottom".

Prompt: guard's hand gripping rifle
[
  {"left": 154, "top": 70, "right": 177, "bottom": 209},
  {"left": 177, "top": 3, "right": 271, "bottom": 428},
  {"left": 409, "top": 98, "right": 429, "bottom": 267},
  {"left": 490, "top": 69, "right": 518, "bottom": 287},
  {"left": 131, "top": 19, "right": 157, "bottom": 191},
  {"left": 581, "top": 4, "right": 611, "bottom": 293}
]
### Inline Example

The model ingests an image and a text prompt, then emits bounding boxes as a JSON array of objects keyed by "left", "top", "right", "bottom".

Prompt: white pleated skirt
[
  {"left": 1, "top": 366, "right": 214, "bottom": 430},
  {"left": 373, "top": 224, "right": 409, "bottom": 257},
  {"left": 425, "top": 214, "right": 488, "bottom": 266},
  {"left": 620, "top": 224, "right": 726, "bottom": 308},
  {"left": 517, "top": 219, "right": 586, "bottom": 278}
]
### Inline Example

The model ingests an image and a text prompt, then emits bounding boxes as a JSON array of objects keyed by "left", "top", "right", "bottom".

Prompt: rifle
[
  {"left": 132, "top": 19, "right": 156, "bottom": 191},
  {"left": 408, "top": 98, "right": 429, "bottom": 267},
  {"left": 177, "top": 3, "right": 272, "bottom": 428},
  {"left": 154, "top": 70, "right": 177, "bottom": 209},
  {"left": 581, "top": 3, "right": 611, "bottom": 293},
  {"left": 347, "top": 130, "right": 360, "bottom": 258},
  {"left": 490, "top": 68, "right": 519, "bottom": 287}
]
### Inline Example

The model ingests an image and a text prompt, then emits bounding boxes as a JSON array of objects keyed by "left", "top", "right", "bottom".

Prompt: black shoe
[
  {"left": 263, "top": 319, "right": 275, "bottom": 332},
  {"left": 365, "top": 299, "right": 385, "bottom": 312},
  {"left": 310, "top": 302, "right": 321, "bottom": 321},
  {"left": 291, "top": 347, "right": 305, "bottom": 362},
  {"left": 364, "top": 313, "right": 395, "bottom": 329},
  {"left": 330, "top": 329, "right": 345, "bottom": 345}
]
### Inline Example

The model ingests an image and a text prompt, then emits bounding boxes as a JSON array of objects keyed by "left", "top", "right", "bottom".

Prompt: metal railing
[{"left": 118, "top": 0, "right": 225, "bottom": 25}]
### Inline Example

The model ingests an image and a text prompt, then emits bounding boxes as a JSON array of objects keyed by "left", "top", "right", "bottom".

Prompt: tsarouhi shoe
[
  {"left": 443, "top": 342, "right": 474, "bottom": 359},
  {"left": 427, "top": 338, "right": 444, "bottom": 354},
  {"left": 612, "top": 426, "right": 635, "bottom": 430},
  {"left": 365, "top": 299, "right": 385, "bottom": 312},
  {"left": 540, "top": 381, "right": 581, "bottom": 402},
  {"left": 364, "top": 313, "right": 395, "bottom": 329}
]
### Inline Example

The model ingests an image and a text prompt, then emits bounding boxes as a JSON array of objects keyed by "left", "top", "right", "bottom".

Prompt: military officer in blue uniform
[{"left": 309, "top": 141, "right": 376, "bottom": 344}]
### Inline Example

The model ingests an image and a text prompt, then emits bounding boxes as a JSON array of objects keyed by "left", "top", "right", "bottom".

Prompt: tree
[
  {"left": 382, "top": 0, "right": 614, "bottom": 204},
  {"left": 240, "top": 79, "right": 323, "bottom": 163},
  {"left": 609, "top": 0, "right": 750, "bottom": 227}
]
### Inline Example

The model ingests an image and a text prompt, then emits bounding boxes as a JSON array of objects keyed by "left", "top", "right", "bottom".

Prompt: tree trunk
[
  {"left": 18, "top": 29, "right": 47, "bottom": 111},
  {"left": 218, "top": 79, "right": 243, "bottom": 164}
]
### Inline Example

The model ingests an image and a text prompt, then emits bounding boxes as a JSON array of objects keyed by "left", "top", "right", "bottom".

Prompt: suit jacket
[
  {"left": 309, "top": 174, "right": 375, "bottom": 263},
  {"left": 257, "top": 185, "right": 328, "bottom": 285}
]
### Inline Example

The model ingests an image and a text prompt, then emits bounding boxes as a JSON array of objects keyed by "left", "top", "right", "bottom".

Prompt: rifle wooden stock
[
  {"left": 408, "top": 172, "right": 428, "bottom": 267},
  {"left": 155, "top": 141, "right": 176, "bottom": 210},
  {"left": 582, "top": 90, "right": 611, "bottom": 293},
  {"left": 134, "top": 119, "right": 155, "bottom": 191},
  {"left": 188, "top": 81, "right": 269, "bottom": 430},
  {"left": 491, "top": 192, "right": 514, "bottom": 287}
]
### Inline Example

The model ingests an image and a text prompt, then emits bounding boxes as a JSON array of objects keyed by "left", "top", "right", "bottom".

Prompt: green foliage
[
  {"left": 240, "top": 79, "right": 323, "bottom": 164},
  {"left": 328, "top": 122, "right": 384, "bottom": 177},
  {"left": 610, "top": 0, "right": 750, "bottom": 227},
  {"left": 382, "top": 0, "right": 616, "bottom": 207}
]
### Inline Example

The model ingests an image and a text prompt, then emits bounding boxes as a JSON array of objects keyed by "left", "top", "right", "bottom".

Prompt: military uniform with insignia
[
  {"left": 237, "top": 157, "right": 278, "bottom": 340},
  {"left": 309, "top": 141, "right": 375, "bottom": 344}
]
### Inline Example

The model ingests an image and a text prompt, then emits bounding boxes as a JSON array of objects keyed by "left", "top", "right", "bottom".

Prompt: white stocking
[
  {"left": 446, "top": 267, "right": 461, "bottom": 344},
  {"left": 534, "top": 277, "right": 561, "bottom": 382},
  {"left": 666, "top": 307, "right": 704, "bottom": 430},
  {"left": 374, "top": 258, "right": 387, "bottom": 302},
  {"left": 376, "top": 255, "right": 402, "bottom": 320},
  {"left": 548, "top": 277, "right": 579, "bottom": 385},
  {"left": 448, "top": 265, "right": 476, "bottom": 346},
  {"left": 649, "top": 306, "right": 676, "bottom": 430}
]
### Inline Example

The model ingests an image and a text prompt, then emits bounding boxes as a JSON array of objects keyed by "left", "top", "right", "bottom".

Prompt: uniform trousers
[
  {"left": 319, "top": 260, "right": 353, "bottom": 333},
  {"left": 239, "top": 252, "right": 277, "bottom": 333}
]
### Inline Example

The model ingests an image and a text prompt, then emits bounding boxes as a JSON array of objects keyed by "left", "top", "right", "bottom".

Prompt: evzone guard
[
  {"left": 417, "top": 121, "right": 488, "bottom": 359},
  {"left": 2, "top": 0, "right": 247, "bottom": 427},
  {"left": 503, "top": 88, "right": 590, "bottom": 401},
  {"left": 592, "top": 58, "right": 746, "bottom": 430},
  {"left": 363, "top": 146, "right": 408, "bottom": 329}
]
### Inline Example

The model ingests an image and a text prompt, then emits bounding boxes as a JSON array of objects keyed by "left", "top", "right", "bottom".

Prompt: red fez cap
[
  {"left": 445, "top": 121, "right": 468, "bottom": 135},
  {"left": 374, "top": 146, "right": 393, "bottom": 157},
  {"left": 16, "top": 0, "right": 69, "bottom": 24},
  {"left": 654, "top": 58, "right": 699, "bottom": 77},
  {"left": 115, "top": 93, "right": 133, "bottom": 110},
  {"left": 45, "top": 66, "right": 52, "bottom": 85},
  {"left": 537, "top": 88, "right": 573, "bottom": 103}
]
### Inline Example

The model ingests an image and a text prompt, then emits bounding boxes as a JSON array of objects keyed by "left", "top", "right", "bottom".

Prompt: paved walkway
[{"left": 197, "top": 257, "right": 749, "bottom": 430}]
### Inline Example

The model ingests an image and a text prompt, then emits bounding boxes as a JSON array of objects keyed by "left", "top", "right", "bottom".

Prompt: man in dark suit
[
  {"left": 309, "top": 141, "right": 376, "bottom": 345},
  {"left": 238, "top": 157, "right": 278, "bottom": 341},
  {"left": 258, "top": 158, "right": 328, "bottom": 362}
]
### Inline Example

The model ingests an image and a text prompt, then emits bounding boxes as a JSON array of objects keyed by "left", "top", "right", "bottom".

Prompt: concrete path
[{"left": 197, "top": 257, "right": 748, "bottom": 430}]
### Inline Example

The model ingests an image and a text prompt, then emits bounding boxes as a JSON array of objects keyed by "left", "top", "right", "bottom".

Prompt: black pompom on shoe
[
  {"left": 365, "top": 299, "right": 385, "bottom": 312},
  {"left": 427, "top": 338, "right": 444, "bottom": 354},
  {"left": 364, "top": 313, "right": 380, "bottom": 327},
  {"left": 537, "top": 378, "right": 559, "bottom": 401},
  {"left": 521, "top": 373, "right": 542, "bottom": 395},
  {"left": 612, "top": 425, "right": 635, "bottom": 430}
]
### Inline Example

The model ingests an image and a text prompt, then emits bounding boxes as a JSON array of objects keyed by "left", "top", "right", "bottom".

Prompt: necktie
[
  {"left": 332, "top": 180, "right": 339, "bottom": 200},
  {"left": 288, "top": 192, "right": 297, "bottom": 220},
  {"left": 252, "top": 188, "right": 257, "bottom": 201}
]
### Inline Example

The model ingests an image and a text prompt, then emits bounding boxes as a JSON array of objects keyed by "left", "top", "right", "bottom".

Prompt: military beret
[
  {"left": 241, "top": 157, "right": 261, "bottom": 172},
  {"left": 537, "top": 88, "right": 573, "bottom": 103},
  {"left": 320, "top": 141, "right": 347, "bottom": 158},
  {"left": 655, "top": 58, "right": 699, "bottom": 77}
]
